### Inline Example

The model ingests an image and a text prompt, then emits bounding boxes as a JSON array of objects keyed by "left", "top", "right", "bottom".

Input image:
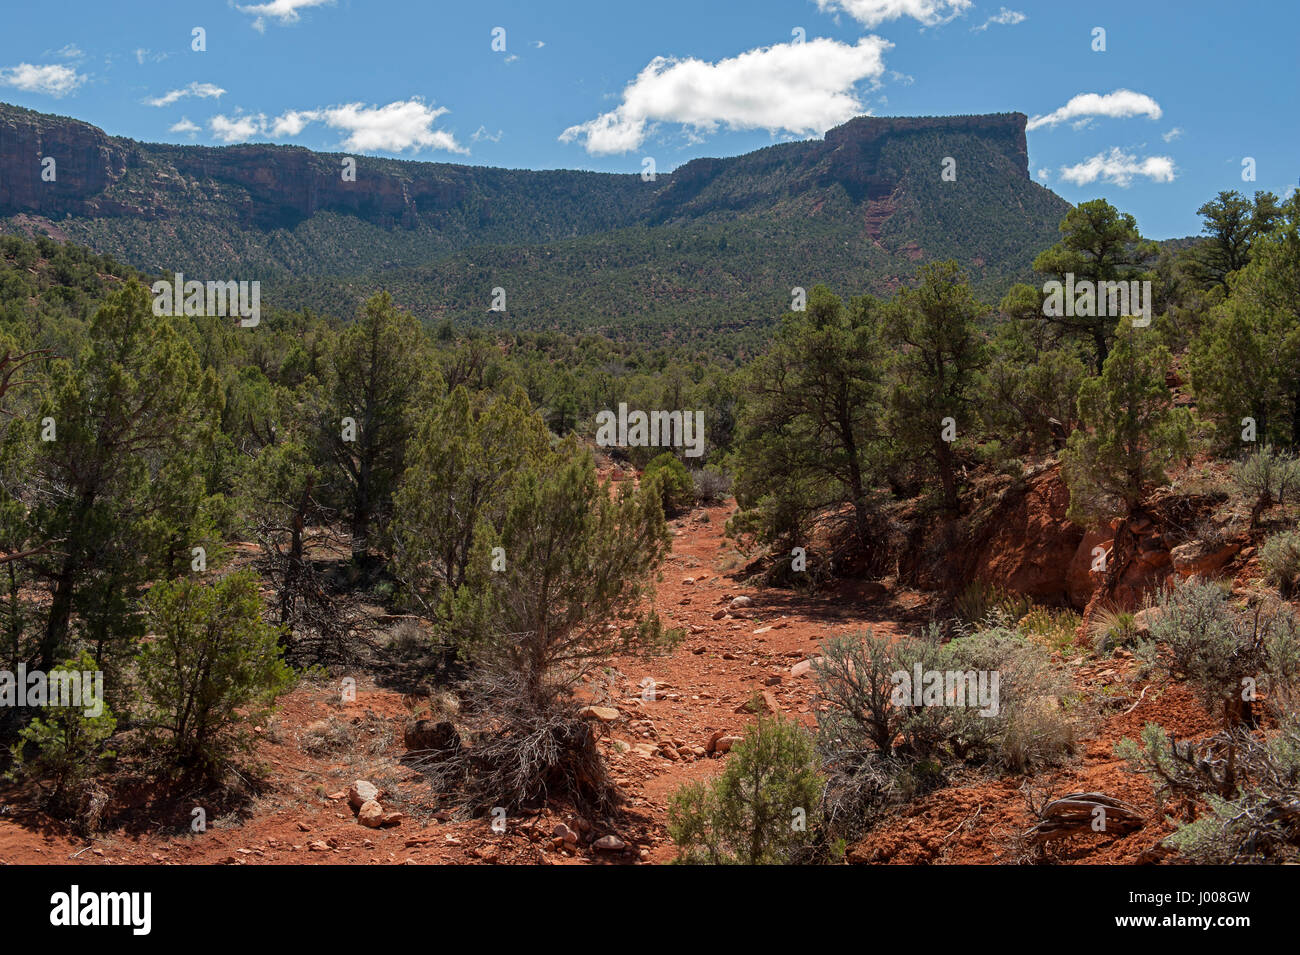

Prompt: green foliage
[
  {"left": 668, "top": 713, "right": 824, "bottom": 864},
  {"left": 1061, "top": 321, "right": 1192, "bottom": 524},
  {"left": 1233, "top": 446, "right": 1300, "bottom": 527},
  {"left": 816, "top": 629, "right": 940, "bottom": 757},
  {"left": 730, "top": 286, "right": 885, "bottom": 548},
  {"left": 137, "top": 571, "right": 293, "bottom": 775},
  {"left": 25, "top": 279, "right": 222, "bottom": 676},
  {"left": 7, "top": 651, "right": 116, "bottom": 810},
  {"left": 327, "top": 291, "right": 434, "bottom": 557},
  {"left": 1087, "top": 606, "right": 1139, "bottom": 654},
  {"left": 1187, "top": 193, "right": 1300, "bottom": 450},
  {"left": 815, "top": 622, "right": 1074, "bottom": 838},
  {"left": 884, "top": 260, "right": 989, "bottom": 513},
  {"left": 1185, "top": 189, "right": 1284, "bottom": 290},
  {"left": 1017, "top": 605, "right": 1083, "bottom": 653},
  {"left": 1261, "top": 529, "right": 1300, "bottom": 596},
  {"left": 391, "top": 385, "right": 550, "bottom": 624},
  {"left": 979, "top": 320, "right": 1088, "bottom": 454},
  {"left": 1118, "top": 718, "right": 1300, "bottom": 863},
  {"left": 642, "top": 452, "right": 694, "bottom": 517},
  {"left": 453, "top": 445, "right": 673, "bottom": 704},
  {"left": 953, "top": 580, "right": 1032, "bottom": 628},
  {"left": 422, "top": 444, "right": 675, "bottom": 809},
  {"left": 942, "top": 626, "right": 1076, "bottom": 772},
  {"left": 1147, "top": 578, "right": 1300, "bottom": 724},
  {"left": 1032, "top": 198, "right": 1158, "bottom": 372}
]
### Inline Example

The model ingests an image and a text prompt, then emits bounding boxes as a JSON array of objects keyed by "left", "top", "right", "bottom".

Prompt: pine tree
[
  {"left": 28, "top": 280, "right": 221, "bottom": 673},
  {"left": 327, "top": 292, "right": 430, "bottom": 559},
  {"left": 1061, "top": 321, "right": 1192, "bottom": 526},
  {"left": 1033, "top": 199, "right": 1157, "bottom": 372},
  {"left": 391, "top": 385, "right": 550, "bottom": 623},
  {"left": 731, "top": 286, "right": 885, "bottom": 548},
  {"left": 884, "top": 260, "right": 988, "bottom": 513}
]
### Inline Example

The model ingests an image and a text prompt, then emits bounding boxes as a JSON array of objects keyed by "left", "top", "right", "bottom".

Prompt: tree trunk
[
  {"left": 1093, "top": 326, "right": 1109, "bottom": 375},
  {"left": 936, "top": 441, "right": 958, "bottom": 513}
]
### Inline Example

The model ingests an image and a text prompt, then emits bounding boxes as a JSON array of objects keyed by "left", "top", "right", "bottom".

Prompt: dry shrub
[
  {"left": 413, "top": 666, "right": 614, "bottom": 814},
  {"left": 300, "top": 716, "right": 358, "bottom": 756}
]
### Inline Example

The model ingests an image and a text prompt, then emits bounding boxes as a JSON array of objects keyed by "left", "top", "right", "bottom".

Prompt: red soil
[{"left": 0, "top": 502, "right": 1218, "bottom": 865}]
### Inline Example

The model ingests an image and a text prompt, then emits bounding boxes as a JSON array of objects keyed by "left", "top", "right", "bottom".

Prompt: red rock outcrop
[{"left": 968, "top": 464, "right": 1085, "bottom": 605}]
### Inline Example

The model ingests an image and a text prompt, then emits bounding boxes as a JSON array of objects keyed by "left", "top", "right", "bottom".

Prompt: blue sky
[{"left": 1, "top": 0, "right": 1295, "bottom": 237}]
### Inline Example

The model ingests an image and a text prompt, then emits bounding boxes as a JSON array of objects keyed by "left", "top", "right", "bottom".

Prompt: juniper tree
[
  {"left": 137, "top": 570, "right": 293, "bottom": 774},
  {"left": 667, "top": 714, "right": 824, "bottom": 865},
  {"left": 327, "top": 292, "right": 430, "bottom": 559},
  {"left": 883, "top": 260, "right": 988, "bottom": 513},
  {"left": 1032, "top": 199, "right": 1158, "bottom": 372},
  {"left": 1061, "top": 320, "right": 1192, "bottom": 527},
  {"left": 26, "top": 280, "right": 221, "bottom": 673},
  {"left": 730, "top": 286, "right": 885, "bottom": 548},
  {"left": 1188, "top": 193, "right": 1300, "bottom": 449},
  {"left": 391, "top": 385, "right": 550, "bottom": 625},
  {"left": 425, "top": 443, "right": 673, "bottom": 809},
  {"left": 454, "top": 442, "right": 672, "bottom": 710},
  {"left": 1186, "top": 189, "right": 1284, "bottom": 290}
]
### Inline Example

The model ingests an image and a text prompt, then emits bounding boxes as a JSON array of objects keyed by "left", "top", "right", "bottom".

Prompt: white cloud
[
  {"left": 1036, "top": 168, "right": 1049, "bottom": 181},
  {"left": 1059, "top": 147, "right": 1176, "bottom": 187},
  {"left": 147, "top": 81, "right": 226, "bottom": 107},
  {"left": 170, "top": 117, "right": 200, "bottom": 134},
  {"left": 265, "top": 99, "right": 466, "bottom": 153},
  {"left": 1162, "top": 126, "right": 1183, "bottom": 142},
  {"left": 532, "top": 40, "right": 545, "bottom": 49},
  {"left": 1027, "top": 89, "right": 1162, "bottom": 131},
  {"left": 814, "top": 0, "right": 971, "bottom": 28},
  {"left": 237, "top": 0, "right": 334, "bottom": 32},
  {"left": 471, "top": 125, "right": 504, "bottom": 143},
  {"left": 973, "top": 7, "right": 1025, "bottom": 31},
  {"left": 0, "top": 62, "right": 85, "bottom": 97},
  {"left": 210, "top": 113, "right": 268, "bottom": 143},
  {"left": 269, "top": 110, "right": 314, "bottom": 136},
  {"left": 560, "top": 36, "right": 892, "bottom": 155},
  {"left": 49, "top": 44, "right": 84, "bottom": 60}
]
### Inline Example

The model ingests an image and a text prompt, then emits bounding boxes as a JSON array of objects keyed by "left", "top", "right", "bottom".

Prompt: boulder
[
  {"left": 578, "top": 705, "right": 621, "bottom": 723},
  {"left": 790, "top": 657, "right": 822, "bottom": 679},
  {"left": 714, "top": 735, "right": 743, "bottom": 754},
  {"left": 358, "top": 800, "right": 385, "bottom": 828},
  {"left": 1170, "top": 538, "right": 1243, "bottom": 578},
  {"left": 348, "top": 780, "right": 379, "bottom": 809}
]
